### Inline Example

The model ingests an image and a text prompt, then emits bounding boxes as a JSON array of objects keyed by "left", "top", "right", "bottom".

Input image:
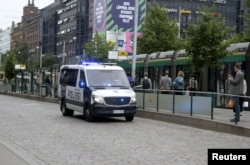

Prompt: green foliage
[
  {"left": 225, "top": 33, "right": 244, "bottom": 44},
  {"left": 4, "top": 51, "right": 16, "bottom": 81},
  {"left": 42, "top": 54, "right": 57, "bottom": 68},
  {"left": 137, "top": 1, "right": 181, "bottom": 54},
  {"left": 185, "top": 6, "right": 234, "bottom": 73},
  {"left": 15, "top": 43, "right": 30, "bottom": 66},
  {"left": 84, "top": 32, "right": 115, "bottom": 61}
]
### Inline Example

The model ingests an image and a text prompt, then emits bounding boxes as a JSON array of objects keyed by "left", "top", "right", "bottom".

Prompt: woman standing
[{"left": 173, "top": 71, "right": 185, "bottom": 95}]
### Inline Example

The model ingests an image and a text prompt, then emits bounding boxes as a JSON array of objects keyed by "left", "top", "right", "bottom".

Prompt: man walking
[{"left": 228, "top": 64, "right": 244, "bottom": 123}]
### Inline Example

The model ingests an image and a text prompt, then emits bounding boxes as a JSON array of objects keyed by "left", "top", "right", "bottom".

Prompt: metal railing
[
  {"left": 134, "top": 88, "right": 250, "bottom": 120},
  {"left": 0, "top": 83, "right": 58, "bottom": 98}
]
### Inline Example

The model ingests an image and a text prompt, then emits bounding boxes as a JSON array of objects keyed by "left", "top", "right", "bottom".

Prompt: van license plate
[{"left": 113, "top": 110, "right": 124, "bottom": 114}]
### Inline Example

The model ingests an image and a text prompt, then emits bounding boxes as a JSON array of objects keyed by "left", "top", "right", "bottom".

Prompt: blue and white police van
[{"left": 58, "top": 63, "right": 137, "bottom": 122}]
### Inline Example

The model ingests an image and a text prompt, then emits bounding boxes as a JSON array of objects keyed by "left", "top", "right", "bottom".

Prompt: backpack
[
  {"left": 142, "top": 78, "right": 150, "bottom": 89},
  {"left": 173, "top": 77, "right": 179, "bottom": 89}
]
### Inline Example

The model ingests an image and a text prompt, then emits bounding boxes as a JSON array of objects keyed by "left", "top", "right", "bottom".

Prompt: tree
[
  {"left": 84, "top": 32, "right": 115, "bottom": 61},
  {"left": 4, "top": 51, "right": 16, "bottom": 81},
  {"left": 42, "top": 54, "right": 57, "bottom": 68},
  {"left": 15, "top": 43, "right": 30, "bottom": 67},
  {"left": 137, "top": 1, "right": 181, "bottom": 74},
  {"left": 185, "top": 7, "right": 234, "bottom": 91}
]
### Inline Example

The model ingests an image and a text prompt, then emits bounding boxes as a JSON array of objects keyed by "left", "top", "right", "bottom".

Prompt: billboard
[
  {"left": 93, "top": 0, "right": 146, "bottom": 56},
  {"left": 93, "top": 0, "right": 107, "bottom": 32},
  {"left": 106, "top": 0, "right": 146, "bottom": 32},
  {"left": 106, "top": 31, "right": 142, "bottom": 54},
  {"left": 93, "top": 0, "right": 146, "bottom": 32}
]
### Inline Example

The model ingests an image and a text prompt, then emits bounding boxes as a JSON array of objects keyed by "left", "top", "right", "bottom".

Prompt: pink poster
[{"left": 125, "top": 32, "right": 141, "bottom": 54}]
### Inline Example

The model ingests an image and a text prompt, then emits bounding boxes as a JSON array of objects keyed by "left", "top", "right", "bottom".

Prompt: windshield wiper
[
  {"left": 90, "top": 86, "right": 106, "bottom": 89},
  {"left": 109, "top": 85, "right": 130, "bottom": 88}
]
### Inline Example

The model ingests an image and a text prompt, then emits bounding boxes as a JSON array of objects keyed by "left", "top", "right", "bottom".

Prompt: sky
[{"left": 0, "top": 0, "right": 55, "bottom": 30}]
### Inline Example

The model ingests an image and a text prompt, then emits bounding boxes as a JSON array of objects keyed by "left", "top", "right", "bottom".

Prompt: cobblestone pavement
[{"left": 0, "top": 95, "right": 250, "bottom": 165}]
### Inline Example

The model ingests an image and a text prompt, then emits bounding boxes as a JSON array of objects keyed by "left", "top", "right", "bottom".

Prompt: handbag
[
  {"left": 243, "top": 101, "right": 248, "bottom": 108},
  {"left": 228, "top": 98, "right": 234, "bottom": 108},
  {"left": 160, "top": 86, "right": 166, "bottom": 90}
]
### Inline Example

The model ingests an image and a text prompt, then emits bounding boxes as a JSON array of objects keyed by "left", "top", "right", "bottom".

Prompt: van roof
[{"left": 60, "top": 64, "right": 124, "bottom": 71}]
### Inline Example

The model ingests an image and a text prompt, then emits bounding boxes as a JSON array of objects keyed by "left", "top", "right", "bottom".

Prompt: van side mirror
[{"left": 79, "top": 80, "right": 86, "bottom": 88}]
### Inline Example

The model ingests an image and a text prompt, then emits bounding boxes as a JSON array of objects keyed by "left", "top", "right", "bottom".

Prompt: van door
[
  {"left": 65, "top": 68, "right": 79, "bottom": 111},
  {"left": 74, "top": 70, "right": 85, "bottom": 112}
]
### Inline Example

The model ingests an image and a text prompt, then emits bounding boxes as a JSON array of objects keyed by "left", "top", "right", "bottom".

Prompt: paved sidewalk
[
  {"left": 212, "top": 108, "right": 250, "bottom": 129},
  {"left": 0, "top": 143, "right": 29, "bottom": 165},
  {"left": 0, "top": 135, "right": 46, "bottom": 165}
]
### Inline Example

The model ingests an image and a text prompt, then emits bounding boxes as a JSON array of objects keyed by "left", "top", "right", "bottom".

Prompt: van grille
[{"left": 104, "top": 97, "right": 131, "bottom": 105}]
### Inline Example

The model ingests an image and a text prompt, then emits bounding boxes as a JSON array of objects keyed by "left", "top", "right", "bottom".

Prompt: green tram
[{"left": 118, "top": 42, "right": 250, "bottom": 108}]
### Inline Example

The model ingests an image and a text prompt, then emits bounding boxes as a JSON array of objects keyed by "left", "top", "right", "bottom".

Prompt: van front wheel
[
  {"left": 125, "top": 115, "right": 134, "bottom": 122},
  {"left": 84, "top": 107, "right": 94, "bottom": 122},
  {"left": 61, "top": 100, "right": 74, "bottom": 116}
]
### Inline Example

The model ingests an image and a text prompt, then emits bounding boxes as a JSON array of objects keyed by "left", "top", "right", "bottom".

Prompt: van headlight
[
  {"left": 131, "top": 94, "right": 136, "bottom": 103},
  {"left": 92, "top": 94, "right": 103, "bottom": 103}
]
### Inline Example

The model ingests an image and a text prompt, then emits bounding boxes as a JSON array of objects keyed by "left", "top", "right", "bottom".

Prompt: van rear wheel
[
  {"left": 61, "top": 100, "right": 74, "bottom": 116},
  {"left": 84, "top": 107, "right": 94, "bottom": 122},
  {"left": 125, "top": 115, "right": 134, "bottom": 122}
]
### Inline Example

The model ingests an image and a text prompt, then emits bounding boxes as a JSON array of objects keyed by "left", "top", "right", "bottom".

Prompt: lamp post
[
  {"left": 36, "top": 46, "right": 39, "bottom": 59},
  {"left": 132, "top": 0, "right": 138, "bottom": 82},
  {"left": 0, "top": 49, "right": 2, "bottom": 70},
  {"left": 178, "top": 7, "right": 181, "bottom": 38},
  {"left": 39, "top": 45, "right": 43, "bottom": 69}
]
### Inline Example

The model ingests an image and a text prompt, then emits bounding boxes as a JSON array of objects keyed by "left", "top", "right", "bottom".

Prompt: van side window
[
  {"left": 80, "top": 70, "right": 85, "bottom": 81},
  {"left": 60, "top": 69, "right": 78, "bottom": 87},
  {"left": 59, "top": 69, "right": 67, "bottom": 84}
]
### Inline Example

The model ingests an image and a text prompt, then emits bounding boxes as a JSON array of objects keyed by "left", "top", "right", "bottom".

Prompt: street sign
[
  {"left": 15, "top": 64, "right": 26, "bottom": 70},
  {"left": 118, "top": 51, "right": 128, "bottom": 56}
]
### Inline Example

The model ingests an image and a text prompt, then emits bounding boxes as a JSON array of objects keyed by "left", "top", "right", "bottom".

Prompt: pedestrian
[
  {"left": 188, "top": 74, "right": 198, "bottom": 96},
  {"left": 140, "top": 72, "right": 152, "bottom": 89},
  {"left": 228, "top": 64, "right": 244, "bottom": 123},
  {"left": 159, "top": 70, "right": 172, "bottom": 94},
  {"left": 225, "top": 73, "right": 232, "bottom": 107},
  {"left": 45, "top": 76, "right": 51, "bottom": 96},
  {"left": 233, "top": 78, "right": 247, "bottom": 114},
  {"left": 127, "top": 71, "right": 134, "bottom": 87},
  {"left": 45, "top": 76, "right": 51, "bottom": 85},
  {"left": 173, "top": 71, "right": 185, "bottom": 95},
  {"left": 239, "top": 78, "right": 247, "bottom": 112}
]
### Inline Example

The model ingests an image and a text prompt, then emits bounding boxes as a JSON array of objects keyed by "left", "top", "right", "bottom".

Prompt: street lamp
[
  {"left": 0, "top": 49, "right": 2, "bottom": 70},
  {"left": 39, "top": 46, "right": 43, "bottom": 69},
  {"left": 132, "top": 0, "right": 139, "bottom": 82},
  {"left": 36, "top": 46, "right": 39, "bottom": 59}
]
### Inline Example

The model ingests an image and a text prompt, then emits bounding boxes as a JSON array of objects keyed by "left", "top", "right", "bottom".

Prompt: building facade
[
  {"left": 0, "top": 27, "right": 11, "bottom": 70},
  {"left": 9, "top": 0, "right": 249, "bottom": 66},
  {"left": 22, "top": 1, "right": 40, "bottom": 62},
  {"left": 0, "top": 27, "right": 11, "bottom": 54},
  {"left": 148, "top": 0, "right": 240, "bottom": 38}
]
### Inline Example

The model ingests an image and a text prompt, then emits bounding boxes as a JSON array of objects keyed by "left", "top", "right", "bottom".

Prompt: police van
[{"left": 58, "top": 63, "right": 137, "bottom": 122}]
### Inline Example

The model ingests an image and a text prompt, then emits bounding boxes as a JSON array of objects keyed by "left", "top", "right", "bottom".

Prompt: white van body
[{"left": 58, "top": 63, "right": 137, "bottom": 121}]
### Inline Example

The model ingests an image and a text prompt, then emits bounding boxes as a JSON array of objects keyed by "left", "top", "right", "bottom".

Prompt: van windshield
[{"left": 86, "top": 70, "right": 130, "bottom": 87}]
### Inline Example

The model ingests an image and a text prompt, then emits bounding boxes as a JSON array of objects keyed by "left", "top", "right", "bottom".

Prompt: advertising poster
[
  {"left": 93, "top": 0, "right": 107, "bottom": 32},
  {"left": 106, "top": 0, "right": 146, "bottom": 32}
]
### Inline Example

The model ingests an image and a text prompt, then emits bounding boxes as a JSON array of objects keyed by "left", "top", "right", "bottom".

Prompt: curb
[
  {"left": 136, "top": 110, "right": 250, "bottom": 137},
  {"left": 0, "top": 92, "right": 58, "bottom": 104}
]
